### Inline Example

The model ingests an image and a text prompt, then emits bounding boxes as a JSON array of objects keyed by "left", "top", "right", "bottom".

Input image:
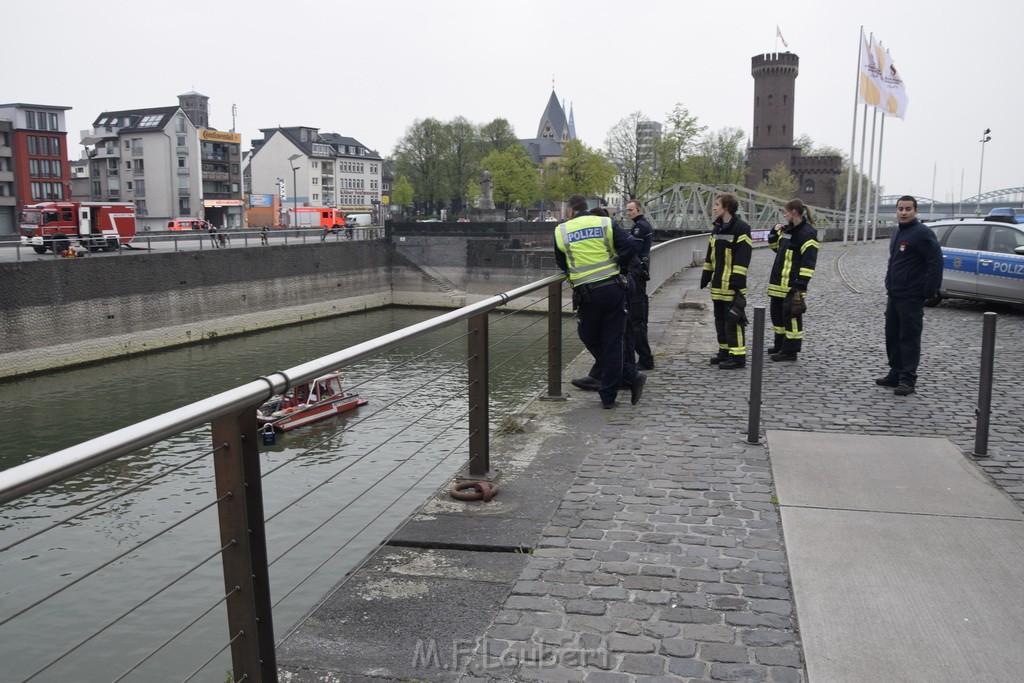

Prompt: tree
[
  {"left": 654, "top": 103, "right": 706, "bottom": 191},
  {"left": 393, "top": 118, "right": 449, "bottom": 213},
  {"left": 793, "top": 134, "right": 843, "bottom": 158},
  {"left": 478, "top": 118, "right": 519, "bottom": 155},
  {"left": 551, "top": 140, "right": 617, "bottom": 199},
  {"left": 685, "top": 127, "right": 747, "bottom": 185},
  {"left": 605, "top": 111, "right": 658, "bottom": 202},
  {"left": 757, "top": 162, "right": 799, "bottom": 199},
  {"left": 442, "top": 116, "right": 480, "bottom": 213},
  {"left": 391, "top": 175, "right": 414, "bottom": 214},
  {"left": 480, "top": 146, "right": 539, "bottom": 219}
]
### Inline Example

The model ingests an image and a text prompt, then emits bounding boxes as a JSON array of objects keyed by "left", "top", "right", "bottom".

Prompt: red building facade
[{"left": 0, "top": 103, "right": 72, "bottom": 213}]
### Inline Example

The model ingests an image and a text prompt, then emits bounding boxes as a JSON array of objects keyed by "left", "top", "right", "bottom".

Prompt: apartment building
[
  {"left": 0, "top": 103, "right": 72, "bottom": 234},
  {"left": 249, "top": 126, "right": 382, "bottom": 225},
  {"left": 78, "top": 92, "right": 243, "bottom": 230}
]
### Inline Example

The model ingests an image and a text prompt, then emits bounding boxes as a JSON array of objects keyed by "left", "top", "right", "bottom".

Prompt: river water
[{"left": 0, "top": 306, "right": 581, "bottom": 682}]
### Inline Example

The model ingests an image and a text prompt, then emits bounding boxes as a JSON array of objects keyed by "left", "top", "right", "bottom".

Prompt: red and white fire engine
[{"left": 19, "top": 201, "right": 137, "bottom": 254}]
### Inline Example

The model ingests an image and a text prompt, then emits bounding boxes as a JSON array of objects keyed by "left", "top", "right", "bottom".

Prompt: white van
[{"left": 346, "top": 213, "right": 372, "bottom": 227}]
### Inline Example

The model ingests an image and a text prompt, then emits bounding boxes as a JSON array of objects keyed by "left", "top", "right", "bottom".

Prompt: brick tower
[{"left": 747, "top": 52, "right": 840, "bottom": 208}]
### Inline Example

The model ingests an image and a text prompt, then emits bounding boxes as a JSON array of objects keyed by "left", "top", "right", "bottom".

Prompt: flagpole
[
  {"left": 872, "top": 114, "right": 885, "bottom": 241},
  {"left": 854, "top": 103, "right": 869, "bottom": 242},
  {"left": 865, "top": 107, "right": 878, "bottom": 242},
  {"left": 843, "top": 26, "right": 864, "bottom": 243}
]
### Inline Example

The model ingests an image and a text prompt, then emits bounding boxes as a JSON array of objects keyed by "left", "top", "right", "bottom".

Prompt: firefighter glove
[{"left": 700, "top": 271, "right": 712, "bottom": 289}]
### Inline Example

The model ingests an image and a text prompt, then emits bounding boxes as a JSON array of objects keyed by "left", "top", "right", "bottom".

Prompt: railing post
[
  {"left": 541, "top": 280, "right": 567, "bottom": 400},
  {"left": 211, "top": 405, "right": 278, "bottom": 682},
  {"left": 464, "top": 312, "right": 495, "bottom": 480},
  {"left": 746, "top": 306, "right": 765, "bottom": 444},
  {"left": 973, "top": 312, "right": 997, "bottom": 457}
]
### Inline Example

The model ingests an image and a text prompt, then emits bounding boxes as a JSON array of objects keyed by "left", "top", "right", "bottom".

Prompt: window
[
  {"left": 178, "top": 158, "right": 186, "bottom": 168},
  {"left": 51, "top": 138, "right": 60, "bottom": 156},
  {"left": 312, "top": 161, "right": 319, "bottom": 169},
  {"left": 125, "top": 161, "right": 132, "bottom": 171},
  {"left": 312, "top": 177, "right": 318, "bottom": 185},
  {"left": 177, "top": 136, "right": 186, "bottom": 146},
  {"left": 27, "top": 137, "right": 37, "bottom": 155},
  {"left": 179, "top": 199, "right": 190, "bottom": 214},
  {"left": 29, "top": 159, "right": 38, "bottom": 177},
  {"left": 135, "top": 179, "right": 145, "bottom": 197},
  {"left": 945, "top": 224, "right": 986, "bottom": 250},
  {"left": 985, "top": 226, "right": 1024, "bottom": 254},
  {"left": 126, "top": 181, "right": 132, "bottom": 190},
  {"left": 135, "top": 159, "right": 144, "bottom": 175},
  {"left": 136, "top": 200, "right": 147, "bottom": 215},
  {"left": 125, "top": 140, "right": 131, "bottom": 149},
  {"left": 25, "top": 111, "right": 36, "bottom": 129},
  {"left": 49, "top": 113, "right": 58, "bottom": 130},
  {"left": 51, "top": 160, "right": 61, "bottom": 177},
  {"left": 803, "top": 179, "right": 815, "bottom": 193},
  {"left": 175, "top": 115, "right": 186, "bottom": 133},
  {"left": 313, "top": 193, "right": 319, "bottom": 201},
  {"left": 92, "top": 180, "right": 101, "bottom": 196}
]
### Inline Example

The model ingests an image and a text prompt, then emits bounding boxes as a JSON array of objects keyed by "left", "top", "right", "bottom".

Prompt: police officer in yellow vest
[{"left": 555, "top": 194, "right": 647, "bottom": 409}]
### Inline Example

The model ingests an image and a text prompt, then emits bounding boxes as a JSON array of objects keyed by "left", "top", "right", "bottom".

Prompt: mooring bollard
[
  {"left": 747, "top": 306, "right": 765, "bottom": 444},
  {"left": 973, "top": 312, "right": 997, "bottom": 457}
]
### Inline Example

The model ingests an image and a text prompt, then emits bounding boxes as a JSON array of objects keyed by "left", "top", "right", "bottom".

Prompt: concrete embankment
[{"left": 0, "top": 236, "right": 557, "bottom": 380}]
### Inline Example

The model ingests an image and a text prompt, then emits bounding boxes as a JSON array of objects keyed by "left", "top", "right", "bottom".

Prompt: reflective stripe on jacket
[
  {"left": 703, "top": 215, "right": 753, "bottom": 301},
  {"left": 768, "top": 221, "right": 819, "bottom": 297},
  {"left": 555, "top": 215, "right": 619, "bottom": 286}
]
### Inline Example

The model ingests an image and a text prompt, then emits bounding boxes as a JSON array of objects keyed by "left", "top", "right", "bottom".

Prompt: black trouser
[
  {"left": 769, "top": 295, "right": 804, "bottom": 353},
  {"left": 884, "top": 296, "right": 925, "bottom": 386},
  {"left": 576, "top": 281, "right": 637, "bottom": 405},
  {"left": 712, "top": 299, "right": 746, "bottom": 357},
  {"left": 630, "top": 277, "right": 652, "bottom": 367}
]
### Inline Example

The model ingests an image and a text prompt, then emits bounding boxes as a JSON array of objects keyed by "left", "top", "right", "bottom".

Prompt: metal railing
[{"left": 0, "top": 234, "right": 702, "bottom": 681}]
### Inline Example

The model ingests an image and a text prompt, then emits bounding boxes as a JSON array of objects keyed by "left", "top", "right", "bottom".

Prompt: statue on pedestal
[{"left": 479, "top": 170, "right": 495, "bottom": 210}]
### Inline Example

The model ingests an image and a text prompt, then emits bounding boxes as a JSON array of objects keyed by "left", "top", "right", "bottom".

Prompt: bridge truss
[{"left": 645, "top": 182, "right": 847, "bottom": 232}]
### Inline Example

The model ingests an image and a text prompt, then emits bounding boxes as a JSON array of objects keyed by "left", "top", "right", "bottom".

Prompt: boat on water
[{"left": 257, "top": 371, "right": 368, "bottom": 432}]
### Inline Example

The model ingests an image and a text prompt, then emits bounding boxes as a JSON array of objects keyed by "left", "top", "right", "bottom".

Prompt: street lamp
[
  {"left": 288, "top": 154, "right": 302, "bottom": 227},
  {"left": 977, "top": 128, "right": 991, "bottom": 214}
]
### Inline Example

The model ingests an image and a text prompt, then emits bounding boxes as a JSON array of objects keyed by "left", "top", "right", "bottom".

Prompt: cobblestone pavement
[{"left": 460, "top": 240, "right": 1024, "bottom": 682}]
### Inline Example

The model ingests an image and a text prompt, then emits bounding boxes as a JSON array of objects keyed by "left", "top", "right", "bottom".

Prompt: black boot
[{"left": 718, "top": 356, "right": 746, "bottom": 370}]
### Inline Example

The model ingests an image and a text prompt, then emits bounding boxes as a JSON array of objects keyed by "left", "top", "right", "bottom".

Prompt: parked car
[
  {"left": 167, "top": 218, "right": 208, "bottom": 231},
  {"left": 927, "top": 214, "right": 1024, "bottom": 306}
]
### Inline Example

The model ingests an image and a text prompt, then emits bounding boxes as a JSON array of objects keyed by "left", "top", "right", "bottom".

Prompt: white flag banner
[
  {"left": 879, "top": 43, "right": 909, "bottom": 119},
  {"left": 858, "top": 34, "right": 885, "bottom": 108}
]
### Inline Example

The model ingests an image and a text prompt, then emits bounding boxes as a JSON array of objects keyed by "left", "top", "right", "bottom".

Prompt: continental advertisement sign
[{"left": 200, "top": 129, "right": 242, "bottom": 144}]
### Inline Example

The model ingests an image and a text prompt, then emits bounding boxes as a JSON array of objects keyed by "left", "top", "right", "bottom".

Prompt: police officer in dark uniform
[
  {"left": 555, "top": 195, "right": 646, "bottom": 409},
  {"left": 700, "top": 193, "right": 752, "bottom": 369},
  {"left": 626, "top": 199, "right": 654, "bottom": 370}
]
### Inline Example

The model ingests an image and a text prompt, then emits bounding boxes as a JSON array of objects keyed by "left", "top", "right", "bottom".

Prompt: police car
[{"left": 927, "top": 213, "right": 1024, "bottom": 306}]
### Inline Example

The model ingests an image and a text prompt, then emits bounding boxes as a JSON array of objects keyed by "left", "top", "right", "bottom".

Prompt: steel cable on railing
[
  {"left": 334, "top": 326, "right": 471, "bottom": 395},
  {"left": 112, "top": 586, "right": 239, "bottom": 683},
  {"left": 0, "top": 492, "right": 229, "bottom": 629},
  {"left": 0, "top": 443, "right": 226, "bottom": 555},
  {"left": 272, "top": 401, "right": 477, "bottom": 612},
  {"left": 264, "top": 379, "right": 469, "bottom": 547},
  {"left": 23, "top": 543, "right": 232, "bottom": 681},
  {"left": 182, "top": 630, "right": 245, "bottom": 683}
]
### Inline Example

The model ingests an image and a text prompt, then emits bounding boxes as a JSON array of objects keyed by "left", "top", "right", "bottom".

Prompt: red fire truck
[{"left": 19, "top": 201, "right": 137, "bottom": 254}]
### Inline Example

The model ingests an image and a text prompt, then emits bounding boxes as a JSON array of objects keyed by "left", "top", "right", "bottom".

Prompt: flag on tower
[{"left": 776, "top": 26, "right": 789, "bottom": 48}]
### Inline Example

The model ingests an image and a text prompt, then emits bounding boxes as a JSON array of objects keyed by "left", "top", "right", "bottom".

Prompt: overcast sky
[{"left": 8, "top": 0, "right": 1021, "bottom": 206}]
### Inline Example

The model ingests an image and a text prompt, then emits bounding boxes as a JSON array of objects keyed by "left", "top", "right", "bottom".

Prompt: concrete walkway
[{"left": 276, "top": 240, "right": 1024, "bottom": 682}]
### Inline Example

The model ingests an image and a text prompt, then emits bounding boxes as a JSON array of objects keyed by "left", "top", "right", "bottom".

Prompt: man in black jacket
[
  {"left": 626, "top": 200, "right": 654, "bottom": 370},
  {"left": 876, "top": 195, "right": 943, "bottom": 396}
]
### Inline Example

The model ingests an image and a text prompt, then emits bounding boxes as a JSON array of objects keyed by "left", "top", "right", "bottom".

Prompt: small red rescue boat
[{"left": 257, "top": 371, "right": 367, "bottom": 432}]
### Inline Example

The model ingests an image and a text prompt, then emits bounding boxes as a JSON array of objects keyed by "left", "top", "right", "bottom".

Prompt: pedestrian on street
[
  {"left": 555, "top": 194, "right": 646, "bottom": 409},
  {"left": 208, "top": 223, "right": 218, "bottom": 248},
  {"left": 876, "top": 195, "right": 943, "bottom": 396},
  {"left": 767, "top": 199, "right": 819, "bottom": 362},
  {"left": 260, "top": 226, "right": 269, "bottom": 246},
  {"left": 626, "top": 199, "right": 654, "bottom": 370},
  {"left": 701, "top": 193, "right": 753, "bottom": 369}
]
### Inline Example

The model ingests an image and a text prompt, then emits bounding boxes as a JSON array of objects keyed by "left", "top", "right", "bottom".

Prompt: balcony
[
  {"left": 80, "top": 126, "right": 119, "bottom": 145},
  {"left": 202, "top": 171, "right": 229, "bottom": 181},
  {"left": 89, "top": 147, "right": 121, "bottom": 159},
  {"left": 108, "top": 189, "right": 120, "bottom": 198},
  {"left": 177, "top": 167, "right": 190, "bottom": 176},
  {"left": 177, "top": 146, "right": 189, "bottom": 155},
  {"left": 178, "top": 187, "right": 190, "bottom": 196}
]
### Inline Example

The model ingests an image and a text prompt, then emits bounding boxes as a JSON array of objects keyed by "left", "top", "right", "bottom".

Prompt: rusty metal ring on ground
[{"left": 450, "top": 481, "right": 499, "bottom": 502}]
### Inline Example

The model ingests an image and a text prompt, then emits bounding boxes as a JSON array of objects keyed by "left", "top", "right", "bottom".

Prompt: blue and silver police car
[{"left": 927, "top": 213, "right": 1024, "bottom": 306}]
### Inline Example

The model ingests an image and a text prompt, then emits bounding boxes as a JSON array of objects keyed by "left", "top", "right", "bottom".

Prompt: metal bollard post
[
  {"left": 973, "top": 312, "right": 997, "bottom": 457},
  {"left": 746, "top": 306, "right": 765, "bottom": 444},
  {"left": 463, "top": 312, "right": 497, "bottom": 481}
]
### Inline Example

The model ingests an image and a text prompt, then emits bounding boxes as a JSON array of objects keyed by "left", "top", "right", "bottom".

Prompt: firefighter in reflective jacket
[
  {"left": 767, "top": 198, "right": 819, "bottom": 362},
  {"left": 555, "top": 194, "right": 645, "bottom": 408},
  {"left": 700, "top": 193, "right": 753, "bottom": 369}
]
